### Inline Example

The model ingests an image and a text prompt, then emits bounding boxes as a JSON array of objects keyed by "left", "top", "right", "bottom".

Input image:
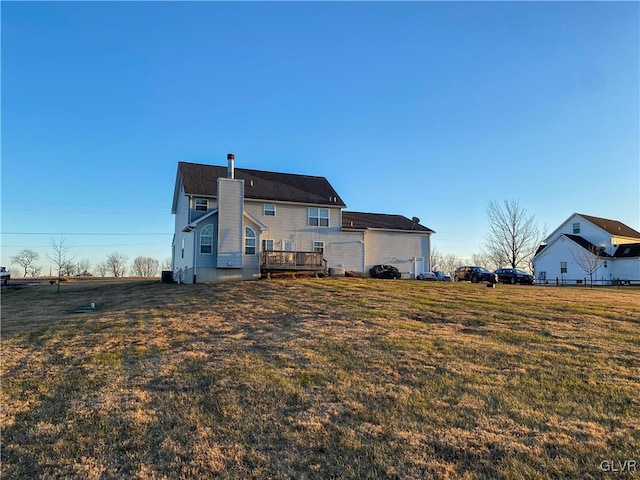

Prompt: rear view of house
[{"left": 171, "top": 154, "right": 434, "bottom": 283}]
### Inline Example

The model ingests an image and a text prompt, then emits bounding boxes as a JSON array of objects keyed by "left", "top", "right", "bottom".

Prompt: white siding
[
  {"left": 534, "top": 236, "right": 609, "bottom": 284},
  {"left": 172, "top": 183, "right": 196, "bottom": 281},
  {"left": 612, "top": 258, "right": 640, "bottom": 282},
  {"left": 547, "top": 214, "right": 613, "bottom": 254},
  {"left": 216, "top": 178, "right": 244, "bottom": 269},
  {"left": 364, "top": 231, "right": 431, "bottom": 279}
]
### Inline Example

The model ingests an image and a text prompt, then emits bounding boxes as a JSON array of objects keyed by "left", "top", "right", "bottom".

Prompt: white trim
[
  {"left": 244, "top": 226, "right": 257, "bottom": 255},
  {"left": 200, "top": 224, "right": 214, "bottom": 254}
]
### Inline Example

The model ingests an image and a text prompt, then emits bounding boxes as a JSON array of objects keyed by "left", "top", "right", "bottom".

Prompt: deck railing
[{"left": 261, "top": 251, "right": 325, "bottom": 271}]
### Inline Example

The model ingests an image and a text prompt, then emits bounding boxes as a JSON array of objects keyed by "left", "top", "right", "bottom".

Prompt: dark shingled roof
[
  {"left": 177, "top": 162, "right": 346, "bottom": 207},
  {"left": 578, "top": 214, "right": 640, "bottom": 239},
  {"left": 613, "top": 243, "right": 640, "bottom": 258},
  {"left": 565, "top": 234, "right": 613, "bottom": 257},
  {"left": 342, "top": 211, "right": 434, "bottom": 233}
]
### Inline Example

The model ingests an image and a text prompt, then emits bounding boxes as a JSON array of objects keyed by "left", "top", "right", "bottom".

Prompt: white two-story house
[
  {"left": 532, "top": 213, "right": 640, "bottom": 285},
  {"left": 171, "top": 154, "right": 434, "bottom": 283}
]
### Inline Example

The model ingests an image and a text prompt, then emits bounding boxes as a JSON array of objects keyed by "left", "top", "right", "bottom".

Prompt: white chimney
[{"left": 227, "top": 153, "right": 235, "bottom": 179}]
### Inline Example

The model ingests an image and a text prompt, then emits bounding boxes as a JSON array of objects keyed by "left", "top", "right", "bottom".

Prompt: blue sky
[{"left": 2, "top": 1, "right": 639, "bottom": 274}]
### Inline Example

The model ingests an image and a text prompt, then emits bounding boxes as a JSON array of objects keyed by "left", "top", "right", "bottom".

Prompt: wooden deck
[{"left": 261, "top": 251, "right": 326, "bottom": 272}]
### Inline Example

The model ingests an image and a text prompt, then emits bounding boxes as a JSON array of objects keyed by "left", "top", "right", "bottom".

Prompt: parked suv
[
  {"left": 494, "top": 268, "right": 534, "bottom": 285},
  {"left": 454, "top": 266, "right": 498, "bottom": 284}
]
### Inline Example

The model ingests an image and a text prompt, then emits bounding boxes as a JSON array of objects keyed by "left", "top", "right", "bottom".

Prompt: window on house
[
  {"left": 538, "top": 271, "right": 546, "bottom": 280},
  {"left": 283, "top": 240, "right": 293, "bottom": 251},
  {"left": 313, "top": 241, "right": 325, "bottom": 254},
  {"left": 200, "top": 224, "right": 213, "bottom": 254},
  {"left": 245, "top": 227, "right": 256, "bottom": 255},
  {"left": 264, "top": 204, "right": 276, "bottom": 216},
  {"left": 195, "top": 198, "right": 208, "bottom": 211},
  {"left": 560, "top": 261, "right": 567, "bottom": 274},
  {"left": 308, "top": 207, "right": 329, "bottom": 227},
  {"left": 262, "top": 239, "right": 274, "bottom": 251},
  {"left": 181, "top": 239, "right": 185, "bottom": 259},
  {"left": 572, "top": 223, "right": 580, "bottom": 234}
]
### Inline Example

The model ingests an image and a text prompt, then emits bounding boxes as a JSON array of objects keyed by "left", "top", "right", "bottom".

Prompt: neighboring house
[
  {"left": 171, "top": 155, "right": 434, "bottom": 283},
  {"left": 533, "top": 213, "right": 640, "bottom": 285}
]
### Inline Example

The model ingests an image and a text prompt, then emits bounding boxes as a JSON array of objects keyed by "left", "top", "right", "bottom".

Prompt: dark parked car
[
  {"left": 370, "top": 264, "right": 401, "bottom": 279},
  {"left": 417, "top": 272, "right": 437, "bottom": 281},
  {"left": 432, "top": 271, "right": 452, "bottom": 282},
  {"left": 454, "top": 266, "right": 498, "bottom": 284},
  {"left": 494, "top": 268, "right": 534, "bottom": 284}
]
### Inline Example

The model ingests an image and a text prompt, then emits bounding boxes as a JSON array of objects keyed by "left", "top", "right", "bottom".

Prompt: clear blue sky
[{"left": 2, "top": 1, "right": 638, "bottom": 274}]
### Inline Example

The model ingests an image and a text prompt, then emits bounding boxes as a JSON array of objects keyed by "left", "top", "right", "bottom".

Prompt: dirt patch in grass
[{"left": 2, "top": 279, "right": 639, "bottom": 479}]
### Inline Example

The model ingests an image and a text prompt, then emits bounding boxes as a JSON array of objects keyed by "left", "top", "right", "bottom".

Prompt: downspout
[{"left": 192, "top": 230, "right": 197, "bottom": 284}]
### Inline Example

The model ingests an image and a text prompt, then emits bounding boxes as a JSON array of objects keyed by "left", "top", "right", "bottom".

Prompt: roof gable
[
  {"left": 177, "top": 162, "right": 346, "bottom": 207},
  {"left": 342, "top": 211, "right": 434, "bottom": 233},
  {"left": 564, "top": 234, "right": 613, "bottom": 257},
  {"left": 577, "top": 213, "right": 640, "bottom": 240}
]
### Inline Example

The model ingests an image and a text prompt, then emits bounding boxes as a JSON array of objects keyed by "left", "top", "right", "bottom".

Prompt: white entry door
[{"left": 414, "top": 257, "right": 425, "bottom": 278}]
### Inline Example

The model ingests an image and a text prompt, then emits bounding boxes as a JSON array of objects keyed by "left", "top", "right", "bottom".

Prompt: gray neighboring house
[{"left": 171, "top": 155, "right": 434, "bottom": 283}]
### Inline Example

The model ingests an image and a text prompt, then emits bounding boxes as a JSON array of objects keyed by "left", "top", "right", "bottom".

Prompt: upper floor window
[
  {"left": 308, "top": 207, "right": 329, "bottom": 227},
  {"left": 572, "top": 222, "right": 580, "bottom": 234},
  {"left": 195, "top": 198, "right": 208, "bottom": 211},
  {"left": 264, "top": 204, "right": 276, "bottom": 216},
  {"left": 245, "top": 227, "right": 256, "bottom": 255},
  {"left": 200, "top": 224, "right": 213, "bottom": 254}
]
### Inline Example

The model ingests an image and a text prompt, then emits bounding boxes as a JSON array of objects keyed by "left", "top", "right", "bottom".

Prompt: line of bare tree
[{"left": 9, "top": 240, "right": 171, "bottom": 283}]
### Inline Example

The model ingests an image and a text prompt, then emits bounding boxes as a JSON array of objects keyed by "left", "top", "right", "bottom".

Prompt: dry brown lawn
[{"left": 1, "top": 278, "right": 639, "bottom": 479}]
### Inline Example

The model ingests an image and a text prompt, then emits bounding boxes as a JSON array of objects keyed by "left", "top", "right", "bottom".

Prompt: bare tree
[
  {"left": 471, "top": 252, "right": 498, "bottom": 271},
  {"left": 161, "top": 257, "right": 172, "bottom": 271},
  {"left": 95, "top": 261, "right": 108, "bottom": 277},
  {"left": 105, "top": 252, "right": 128, "bottom": 277},
  {"left": 28, "top": 265, "right": 42, "bottom": 278},
  {"left": 78, "top": 258, "right": 92, "bottom": 275},
  {"left": 483, "top": 199, "right": 543, "bottom": 269},
  {"left": 571, "top": 245, "right": 606, "bottom": 286},
  {"left": 47, "top": 237, "right": 74, "bottom": 293},
  {"left": 431, "top": 248, "right": 459, "bottom": 276},
  {"left": 440, "top": 253, "right": 459, "bottom": 276},
  {"left": 132, "top": 256, "right": 159, "bottom": 277},
  {"left": 430, "top": 246, "right": 443, "bottom": 272},
  {"left": 10, "top": 249, "right": 39, "bottom": 277}
]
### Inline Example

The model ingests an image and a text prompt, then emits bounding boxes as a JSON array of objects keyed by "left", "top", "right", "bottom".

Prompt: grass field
[{"left": 1, "top": 278, "right": 639, "bottom": 479}]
